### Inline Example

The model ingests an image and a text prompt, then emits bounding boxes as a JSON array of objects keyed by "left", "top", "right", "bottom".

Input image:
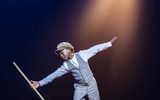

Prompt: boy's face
[{"left": 59, "top": 49, "right": 72, "bottom": 60}]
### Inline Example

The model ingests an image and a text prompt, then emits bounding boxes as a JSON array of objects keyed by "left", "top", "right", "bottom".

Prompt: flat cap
[{"left": 55, "top": 42, "right": 74, "bottom": 55}]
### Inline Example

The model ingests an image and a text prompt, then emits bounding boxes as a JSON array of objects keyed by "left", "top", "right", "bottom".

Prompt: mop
[{"left": 12, "top": 62, "right": 45, "bottom": 100}]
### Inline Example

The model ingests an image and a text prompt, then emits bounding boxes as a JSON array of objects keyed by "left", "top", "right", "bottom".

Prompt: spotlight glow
[{"left": 71, "top": 0, "right": 141, "bottom": 83}]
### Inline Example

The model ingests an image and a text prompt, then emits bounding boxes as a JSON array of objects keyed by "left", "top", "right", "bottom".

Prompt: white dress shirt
[{"left": 39, "top": 42, "right": 112, "bottom": 86}]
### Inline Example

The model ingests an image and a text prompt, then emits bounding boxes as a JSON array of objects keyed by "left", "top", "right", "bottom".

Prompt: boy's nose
[{"left": 60, "top": 54, "right": 63, "bottom": 57}]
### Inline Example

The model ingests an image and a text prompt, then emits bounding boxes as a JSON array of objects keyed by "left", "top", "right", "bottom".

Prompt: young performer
[{"left": 31, "top": 36, "right": 117, "bottom": 100}]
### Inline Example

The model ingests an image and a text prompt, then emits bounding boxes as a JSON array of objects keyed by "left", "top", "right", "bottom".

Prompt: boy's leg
[
  {"left": 87, "top": 79, "right": 100, "bottom": 100},
  {"left": 73, "top": 86, "right": 87, "bottom": 100}
]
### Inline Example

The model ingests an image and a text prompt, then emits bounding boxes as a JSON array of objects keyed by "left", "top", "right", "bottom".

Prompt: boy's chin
[{"left": 63, "top": 58, "right": 69, "bottom": 60}]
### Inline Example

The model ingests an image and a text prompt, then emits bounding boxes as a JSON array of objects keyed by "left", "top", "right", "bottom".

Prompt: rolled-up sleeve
[
  {"left": 79, "top": 42, "right": 112, "bottom": 60},
  {"left": 39, "top": 65, "right": 69, "bottom": 87}
]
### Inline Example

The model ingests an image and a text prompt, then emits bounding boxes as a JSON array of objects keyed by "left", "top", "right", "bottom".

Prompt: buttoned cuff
[
  {"left": 39, "top": 80, "right": 45, "bottom": 87},
  {"left": 107, "top": 42, "right": 112, "bottom": 47}
]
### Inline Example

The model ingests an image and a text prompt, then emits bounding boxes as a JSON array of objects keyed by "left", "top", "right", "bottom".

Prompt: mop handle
[{"left": 12, "top": 62, "right": 45, "bottom": 100}]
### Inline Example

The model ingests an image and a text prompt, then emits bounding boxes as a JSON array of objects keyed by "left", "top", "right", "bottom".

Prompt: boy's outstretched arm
[{"left": 79, "top": 36, "right": 118, "bottom": 60}]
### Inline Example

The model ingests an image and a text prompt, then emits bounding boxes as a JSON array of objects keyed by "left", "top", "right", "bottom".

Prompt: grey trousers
[{"left": 73, "top": 78, "right": 100, "bottom": 100}]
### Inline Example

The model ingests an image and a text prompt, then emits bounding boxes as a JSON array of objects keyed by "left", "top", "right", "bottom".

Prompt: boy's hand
[
  {"left": 30, "top": 80, "right": 40, "bottom": 89},
  {"left": 110, "top": 36, "right": 117, "bottom": 44}
]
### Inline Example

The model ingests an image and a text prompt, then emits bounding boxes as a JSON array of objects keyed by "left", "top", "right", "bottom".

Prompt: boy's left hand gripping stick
[{"left": 12, "top": 62, "right": 45, "bottom": 100}]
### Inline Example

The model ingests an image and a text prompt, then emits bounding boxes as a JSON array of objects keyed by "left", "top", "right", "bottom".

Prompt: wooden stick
[{"left": 12, "top": 62, "right": 45, "bottom": 100}]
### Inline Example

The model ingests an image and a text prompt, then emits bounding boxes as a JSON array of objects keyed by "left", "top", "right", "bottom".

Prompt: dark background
[{"left": 0, "top": 0, "right": 159, "bottom": 100}]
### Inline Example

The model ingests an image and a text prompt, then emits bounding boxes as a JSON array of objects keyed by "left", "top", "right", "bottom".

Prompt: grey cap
[{"left": 55, "top": 42, "right": 74, "bottom": 55}]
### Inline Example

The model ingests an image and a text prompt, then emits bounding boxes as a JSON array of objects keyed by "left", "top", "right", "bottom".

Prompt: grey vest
[{"left": 67, "top": 54, "right": 94, "bottom": 85}]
